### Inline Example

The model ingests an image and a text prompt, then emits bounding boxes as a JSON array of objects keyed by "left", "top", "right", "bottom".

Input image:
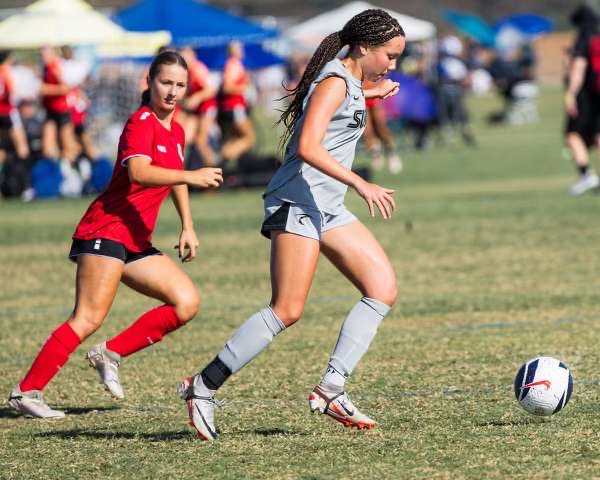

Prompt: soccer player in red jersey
[
  {"left": 220, "top": 41, "right": 255, "bottom": 164},
  {"left": 39, "top": 46, "right": 78, "bottom": 165},
  {"left": 8, "top": 50, "right": 224, "bottom": 419},
  {"left": 0, "top": 50, "right": 29, "bottom": 162},
  {"left": 179, "top": 47, "right": 218, "bottom": 167}
]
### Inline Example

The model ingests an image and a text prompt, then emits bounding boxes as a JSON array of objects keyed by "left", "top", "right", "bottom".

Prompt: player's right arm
[
  {"left": 127, "top": 156, "right": 222, "bottom": 188},
  {"left": 296, "top": 76, "right": 396, "bottom": 219}
]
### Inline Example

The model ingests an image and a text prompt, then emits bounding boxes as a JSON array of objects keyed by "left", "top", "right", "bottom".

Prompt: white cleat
[
  {"left": 569, "top": 172, "right": 600, "bottom": 196},
  {"left": 388, "top": 154, "right": 403, "bottom": 174},
  {"left": 178, "top": 376, "right": 223, "bottom": 441},
  {"left": 7, "top": 386, "right": 65, "bottom": 419},
  {"left": 86, "top": 342, "right": 124, "bottom": 400},
  {"left": 309, "top": 385, "right": 377, "bottom": 430}
]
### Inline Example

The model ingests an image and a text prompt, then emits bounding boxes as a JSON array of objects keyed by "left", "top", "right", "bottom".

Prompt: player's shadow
[
  {"left": 0, "top": 406, "right": 120, "bottom": 419},
  {"left": 36, "top": 429, "right": 191, "bottom": 442},
  {"left": 476, "top": 417, "right": 545, "bottom": 427}
]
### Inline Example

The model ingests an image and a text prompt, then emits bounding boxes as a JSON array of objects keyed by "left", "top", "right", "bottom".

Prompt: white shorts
[{"left": 261, "top": 195, "right": 357, "bottom": 241}]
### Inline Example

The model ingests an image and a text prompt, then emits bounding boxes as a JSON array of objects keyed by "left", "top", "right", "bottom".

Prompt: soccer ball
[{"left": 514, "top": 356, "right": 573, "bottom": 416}]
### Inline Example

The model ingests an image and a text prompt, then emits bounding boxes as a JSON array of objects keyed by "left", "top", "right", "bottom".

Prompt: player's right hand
[
  {"left": 354, "top": 179, "right": 396, "bottom": 219},
  {"left": 187, "top": 168, "right": 223, "bottom": 189}
]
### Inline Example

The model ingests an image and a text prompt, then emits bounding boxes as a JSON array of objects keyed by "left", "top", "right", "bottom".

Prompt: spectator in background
[
  {"left": 40, "top": 46, "right": 78, "bottom": 166},
  {"left": 363, "top": 79, "right": 403, "bottom": 173},
  {"left": 436, "top": 35, "right": 476, "bottom": 145},
  {"left": 179, "top": 47, "right": 219, "bottom": 167},
  {"left": 0, "top": 50, "right": 30, "bottom": 162},
  {"left": 219, "top": 41, "right": 255, "bottom": 166},
  {"left": 564, "top": 4, "right": 600, "bottom": 196}
]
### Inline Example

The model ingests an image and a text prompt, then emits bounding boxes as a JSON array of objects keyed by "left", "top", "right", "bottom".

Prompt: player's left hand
[
  {"left": 175, "top": 228, "right": 199, "bottom": 262},
  {"left": 370, "top": 79, "right": 400, "bottom": 99}
]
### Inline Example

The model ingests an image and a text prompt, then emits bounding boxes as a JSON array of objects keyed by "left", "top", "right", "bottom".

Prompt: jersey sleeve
[
  {"left": 573, "top": 33, "right": 589, "bottom": 60},
  {"left": 120, "top": 113, "right": 154, "bottom": 166}
]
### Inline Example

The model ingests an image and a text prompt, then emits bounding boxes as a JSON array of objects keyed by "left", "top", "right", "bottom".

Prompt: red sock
[
  {"left": 20, "top": 322, "right": 81, "bottom": 392},
  {"left": 105, "top": 305, "right": 185, "bottom": 357}
]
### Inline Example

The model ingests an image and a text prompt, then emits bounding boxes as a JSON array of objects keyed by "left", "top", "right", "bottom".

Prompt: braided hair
[
  {"left": 277, "top": 9, "right": 405, "bottom": 148},
  {"left": 141, "top": 50, "right": 188, "bottom": 107}
]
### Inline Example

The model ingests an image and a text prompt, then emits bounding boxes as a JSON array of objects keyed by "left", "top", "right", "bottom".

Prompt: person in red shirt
[
  {"left": 220, "top": 41, "right": 255, "bottom": 164},
  {"left": 0, "top": 50, "right": 29, "bottom": 162},
  {"left": 8, "top": 50, "right": 224, "bottom": 419},
  {"left": 179, "top": 47, "right": 218, "bottom": 166},
  {"left": 40, "top": 46, "right": 78, "bottom": 164},
  {"left": 363, "top": 79, "right": 402, "bottom": 174}
]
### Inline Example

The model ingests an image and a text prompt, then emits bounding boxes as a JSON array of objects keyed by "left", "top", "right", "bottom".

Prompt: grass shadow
[
  {"left": 0, "top": 407, "right": 22, "bottom": 419},
  {"left": 63, "top": 406, "right": 121, "bottom": 416},
  {"left": 476, "top": 417, "right": 545, "bottom": 427},
  {"left": 36, "top": 429, "right": 191, "bottom": 441}
]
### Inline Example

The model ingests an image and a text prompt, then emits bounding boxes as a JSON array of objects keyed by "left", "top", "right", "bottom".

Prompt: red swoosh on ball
[{"left": 523, "top": 380, "right": 551, "bottom": 390}]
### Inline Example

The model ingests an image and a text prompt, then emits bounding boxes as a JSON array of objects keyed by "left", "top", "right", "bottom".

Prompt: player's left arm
[
  {"left": 171, "top": 184, "right": 199, "bottom": 263},
  {"left": 364, "top": 79, "right": 400, "bottom": 99}
]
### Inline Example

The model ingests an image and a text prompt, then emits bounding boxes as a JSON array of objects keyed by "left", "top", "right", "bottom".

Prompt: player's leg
[
  {"left": 9, "top": 255, "right": 123, "bottom": 418},
  {"left": 221, "top": 111, "right": 255, "bottom": 163},
  {"left": 41, "top": 118, "right": 59, "bottom": 158},
  {"left": 195, "top": 113, "right": 216, "bottom": 166},
  {"left": 363, "top": 108, "right": 384, "bottom": 170},
  {"left": 371, "top": 104, "right": 402, "bottom": 174},
  {"left": 87, "top": 253, "right": 199, "bottom": 399},
  {"left": 181, "top": 231, "right": 320, "bottom": 440},
  {"left": 309, "top": 219, "right": 397, "bottom": 429}
]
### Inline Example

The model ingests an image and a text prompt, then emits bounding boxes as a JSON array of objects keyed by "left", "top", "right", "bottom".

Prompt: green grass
[{"left": 2, "top": 87, "right": 600, "bottom": 479}]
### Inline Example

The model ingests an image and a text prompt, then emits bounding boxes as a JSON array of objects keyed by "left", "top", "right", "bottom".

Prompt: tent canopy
[
  {"left": 444, "top": 11, "right": 496, "bottom": 47},
  {"left": 114, "top": 0, "right": 278, "bottom": 48},
  {"left": 0, "top": 0, "right": 170, "bottom": 53},
  {"left": 286, "top": 1, "right": 436, "bottom": 49}
]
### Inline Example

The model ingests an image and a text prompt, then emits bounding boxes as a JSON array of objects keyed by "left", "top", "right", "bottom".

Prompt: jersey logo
[
  {"left": 157, "top": 145, "right": 167, "bottom": 153},
  {"left": 140, "top": 112, "right": 151, "bottom": 120},
  {"left": 347, "top": 109, "right": 367, "bottom": 129},
  {"left": 177, "top": 144, "right": 184, "bottom": 162}
]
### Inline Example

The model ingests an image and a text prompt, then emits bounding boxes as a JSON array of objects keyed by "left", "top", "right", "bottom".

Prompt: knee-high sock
[
  {"left": 20, "top": 322, "right": 81, "bottom": 392},
  {"left": 106, "top": 305, "right": 185, "bottom": 357},
  {"left": 199, "top": 307, "right": 285, "bottom": 391},
  {"left": 321, "top": 297, "right": 390, "bottom": 390}
]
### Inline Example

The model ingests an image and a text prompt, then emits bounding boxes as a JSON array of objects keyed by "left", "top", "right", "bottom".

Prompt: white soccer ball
[{"left": 514, "top": 356, "right": 573, "bottom": 416}]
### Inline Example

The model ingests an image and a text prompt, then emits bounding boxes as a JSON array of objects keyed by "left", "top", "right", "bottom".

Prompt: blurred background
[{"left": 0, "top": 0, "right": 597, "bottom": 200}]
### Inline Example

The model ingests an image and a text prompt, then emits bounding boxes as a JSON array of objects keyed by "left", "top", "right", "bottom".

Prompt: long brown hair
[
  {"left": 141, "top": 50, "right": 188, "bottom": 106},
  {"left": 277, "top": 9, "right": 405, "bottom": 148}
]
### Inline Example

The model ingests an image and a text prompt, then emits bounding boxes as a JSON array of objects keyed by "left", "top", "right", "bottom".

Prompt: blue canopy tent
[
  {"left": 444, "top": 11, "right": 496, "bottom": 47},
  {"left": 494, "top": 14, "right": 553, "bottom": 38},
  {"left": 113, "top": 0, "right": 284, "bottom": 68}
]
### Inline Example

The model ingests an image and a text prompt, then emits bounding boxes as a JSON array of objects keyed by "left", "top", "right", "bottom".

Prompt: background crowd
[{"left": 0, "top": 1, "right": 598, "bottom": 201}]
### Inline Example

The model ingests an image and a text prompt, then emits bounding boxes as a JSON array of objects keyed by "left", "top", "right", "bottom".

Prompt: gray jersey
[{"left": 264, "top": 59, "right": 366, "bottom": 215}]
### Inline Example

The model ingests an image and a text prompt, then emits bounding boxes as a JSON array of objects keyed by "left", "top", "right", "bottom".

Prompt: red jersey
[
  {"left": 69, "top": 87, "right": 88, "bottom": 126},
  {"left": 221, "top": 57, "right": 248, "bottom": 110},
  {"left": 43, "top": 59, "right": 69, "bottom": 113},
  {"left": 73, "top": 106, "right": 186, "bottom": 252},
  {"left": 188, "top": 60, "right": 217, "bottom": 114},
  {"left": 0, "top": 64, "right": 14, "bottom": 116}
]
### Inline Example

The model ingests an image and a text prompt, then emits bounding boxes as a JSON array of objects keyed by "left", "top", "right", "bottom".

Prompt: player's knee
[
  {"left": 174, "top": 290, "right": 200, "bottom": 323},
  {"left": 271, "top": 302, "right": 304, "bottom": 327},
  {"left": 367, "top": 279, "right": 398, "bottom": 307},
  {"left": 70, "top": 310, "right": 105, "bottom": 336}
]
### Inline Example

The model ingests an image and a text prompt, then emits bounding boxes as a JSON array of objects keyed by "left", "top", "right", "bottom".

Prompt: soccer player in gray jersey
[{"left": 180, "top": 9, "right": 406, "bottom": 440}]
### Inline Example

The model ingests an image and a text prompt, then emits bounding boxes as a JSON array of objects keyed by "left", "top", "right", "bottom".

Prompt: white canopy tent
[
  {"left": 286, "top": 1, "right": 436, "bottom": 49},
  {"left": 0, "top": 0, "right": 170, "bottom": 56}
]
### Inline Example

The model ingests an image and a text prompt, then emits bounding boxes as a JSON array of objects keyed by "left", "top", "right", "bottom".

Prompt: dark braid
[{"left": 277, "top": 9, "right": 405, "bottom": 149}]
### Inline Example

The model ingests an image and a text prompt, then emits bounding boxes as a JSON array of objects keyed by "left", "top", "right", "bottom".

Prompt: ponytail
[
  {"left": 276, "top": 31, "right": 346, "bottom": 149},
  {"left": 140, "top": 88, "right": 151, "bottom": 106}
]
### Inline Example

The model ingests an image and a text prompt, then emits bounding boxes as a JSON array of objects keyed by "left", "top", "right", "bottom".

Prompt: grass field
[{"left": 3, "top": 88, "right": 600, "bottom": 479}]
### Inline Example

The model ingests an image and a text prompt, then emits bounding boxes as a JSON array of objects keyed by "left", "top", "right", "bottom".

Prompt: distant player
[
  {"left": 179, "top": 9, "right": 405, "bottom": 440},
  {"left": 179, "top": 47, "right": 218, "bottom": 166},
  {"left": 219, "top": 41, "right": 255, "bottom": 164},
  {"left": 0, "top": 50, "right": 30, "bottom": 161},
  {"left": 363, "top": 80, "right": 403, "bottom": 173},
  {"left": 8, "top": 50, "right": 223, "bottom": 418}
]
